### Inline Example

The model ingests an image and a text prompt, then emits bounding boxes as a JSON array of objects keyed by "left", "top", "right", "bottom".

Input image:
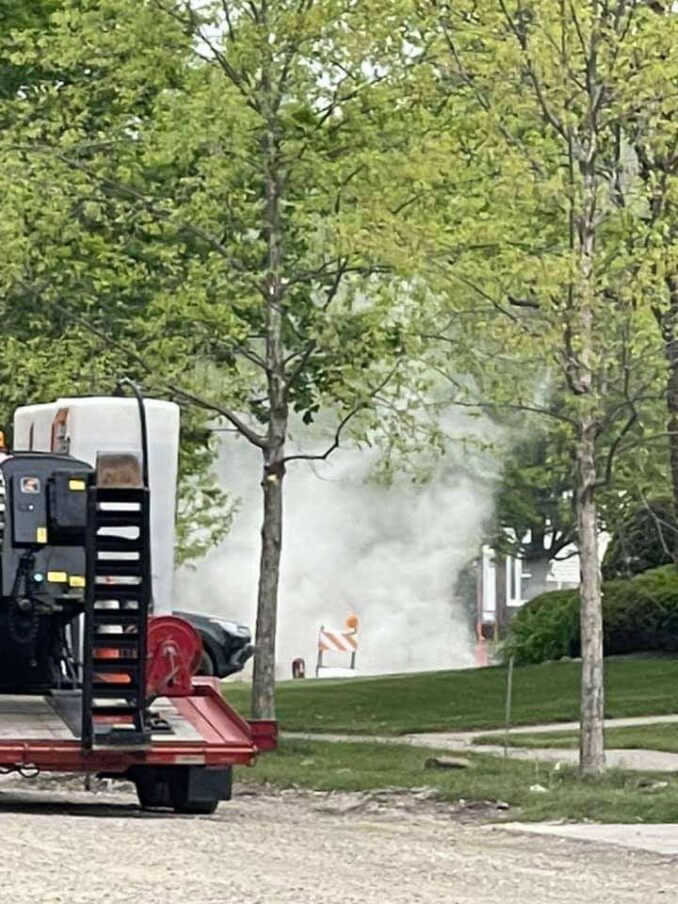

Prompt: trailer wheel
[
  {"left": 132, "top": 770, "right": 172, "bottom": 810},
  {"left": 136, "top": 784, "right": 164, "bottom": 810},
  {"left": 169, "top": 765, "right": 231, "bottom": 815},
  {"left": 128, "top": 765, "right": 230, "bottom": 814},
  {"left": 171, "top": 795, "right": 219, "bottom": 815}
]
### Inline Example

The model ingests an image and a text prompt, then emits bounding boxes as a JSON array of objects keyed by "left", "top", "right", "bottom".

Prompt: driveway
[{"left": 0, "top": 782, "right": 675, "bottom": 903}]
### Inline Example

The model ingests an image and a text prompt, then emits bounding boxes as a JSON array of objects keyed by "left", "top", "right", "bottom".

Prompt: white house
[{"left": 476, "top": 536, "right": 608, "bottom": 641}]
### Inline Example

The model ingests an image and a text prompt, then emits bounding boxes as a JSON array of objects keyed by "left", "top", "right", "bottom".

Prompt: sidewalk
[{"left": 286, "top": 712, "right": 678, "bottom": 772}]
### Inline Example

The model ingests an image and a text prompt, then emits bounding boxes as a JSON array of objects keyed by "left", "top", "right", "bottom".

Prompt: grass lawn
[
  {"left": 225, "top": 655, "right": 678, "bottom": 735},
  {"left": 240, "top": 738, "right": 678, "bottom": 823},
  {"left": 475, "top": 722, "right": 678, "bottom": 752}
]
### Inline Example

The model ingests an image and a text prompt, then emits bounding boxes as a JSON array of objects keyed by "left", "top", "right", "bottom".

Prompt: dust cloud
[{"left": 175, "top": 429, "right": 493, "bottom": 677}]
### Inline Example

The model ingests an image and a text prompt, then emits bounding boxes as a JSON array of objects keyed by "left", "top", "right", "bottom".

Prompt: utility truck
[{"left": 0, "top": 382, "right": 275, "bottom": 813}]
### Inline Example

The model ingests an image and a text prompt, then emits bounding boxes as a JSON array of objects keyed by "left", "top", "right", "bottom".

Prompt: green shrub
[
  {"left": 602, "top": 498, "right": 677, "bottom": 580},
  {"left": 503, "top": 590, "right": 580, "bottom": 664},
  {"left": 504, "top": 565, "right": 678, "bottom": 665}
]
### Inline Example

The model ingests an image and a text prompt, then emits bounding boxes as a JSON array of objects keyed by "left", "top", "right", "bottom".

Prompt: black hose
[
  {"left": 112, "top": 377, "right": 154, "bottom": 615},
  {"left": 113, "top": 378, "right": 150, "bottom": 490}
]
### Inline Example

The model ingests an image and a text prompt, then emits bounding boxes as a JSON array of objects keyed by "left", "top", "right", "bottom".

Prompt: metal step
[
  {"left": 92, "top": 610, "right": 142, "bottom": 626},
  {"left": 93, "top": 658, "right": 139, "bottom": 672},
  {"left": 95, "top": 511, "right": 143, "bottom": 528},
  {"left": 96, "top": 536, "right": 142, "bottom": 553},
  {"left": 92, "top": 705, "right": 138, "bottom": 718},
  {"left": 96, "top": 488, "right": 146, "bottom": 503},
  {"left": 93, "top": 634, "right": 139, "bottom": 648},
  {"left": 92, "top": 726, "right": 149, "bottom": 748},
  {"left": 92, "top": 684, "right": 140, "bottom": 698},
  {"left": 95, "top": 561, "right": 143, "bottom": 577},
  {"left": 93, "top": 584, "right": 143, "bottom": 601}
]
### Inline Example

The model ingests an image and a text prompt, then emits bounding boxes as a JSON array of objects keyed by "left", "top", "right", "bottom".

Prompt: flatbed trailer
[
  {"left": 0, "top": 385, "right": 277, "bottom": 813},
  {"left": 0, "top": 679, "right": 276, "bottom": 813}
]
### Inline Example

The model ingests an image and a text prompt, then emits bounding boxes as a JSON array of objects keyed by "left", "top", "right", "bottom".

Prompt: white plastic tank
[{"left": 13, "top": 396, "right": 180, "bottom": 614}]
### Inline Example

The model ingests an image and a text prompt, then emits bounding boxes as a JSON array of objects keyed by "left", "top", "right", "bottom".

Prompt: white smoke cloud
[{"left": 175, "top": 420, "right": 494, "bottom": 677}]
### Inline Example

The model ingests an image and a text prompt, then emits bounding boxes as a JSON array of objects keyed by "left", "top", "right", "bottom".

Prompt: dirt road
[{"left": 0, "top": 782, "right": 675, "bottom": 903}]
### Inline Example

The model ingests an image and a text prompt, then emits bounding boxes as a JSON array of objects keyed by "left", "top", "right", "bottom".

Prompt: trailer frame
[{"left": 0, "top": 679, "right": 276, "bottom": 812}]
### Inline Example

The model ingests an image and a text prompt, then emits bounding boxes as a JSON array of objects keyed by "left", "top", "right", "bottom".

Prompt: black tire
[
  {"left": 172, "top": 798, "right": 219, "bottom": 816},
  {"left": 168, "top": 765, "right": 228, "bottom": 815},
  {"left": 133, "top": 766, "right": 225, "bottom": 815},
  {"left": 135, "top": 777, "right": 171, "bottom": 810},
  {"left": 197, "top": 648, "right": 216, "bottom": 676},
  {"left": 169, "top": 776, "right": 219, "bottom": 815}
]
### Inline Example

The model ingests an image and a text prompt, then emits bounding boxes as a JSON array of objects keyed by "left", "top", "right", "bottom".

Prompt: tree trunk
[
  {"left": 251, "top": 60, "right": 287, "bottom": 720},
  {"left": 576, "top": 414, "right": 605, "bottom": 776},
  {"left": 663, "top": 276, "right": 678, "bottom": 555},
  {"left": 251, "top": 446, "right": 285, "bottom": 720},
  {"left": 576, "top": 146, "right": 605, "bottom": 776}
]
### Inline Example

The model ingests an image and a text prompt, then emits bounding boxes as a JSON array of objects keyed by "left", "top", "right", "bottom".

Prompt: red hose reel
[{"left": 146, "top": 615, "right": 203, "bottom": 698}]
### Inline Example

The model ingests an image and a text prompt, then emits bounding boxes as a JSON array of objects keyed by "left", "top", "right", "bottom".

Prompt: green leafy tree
[
  {"left": 491, "top": 417, "right": 577, "bottom": 566},
  {"left": 627, "top": 4, "right": 678, "bottom": 543},
  {"left": 602, "top": 498, "right": 677, "bottom": 580},
  {"left": 0, "top": 0, "right": 57, "bottom": 100},
  {"left": 0, "top": 2, "right": 230, "bottom": 565},
  {"left": 9, "top": 0, "right": 442, "bottom": 718},
  {"left": 425, "top": 0, "right": 674, "bottom": 774}
]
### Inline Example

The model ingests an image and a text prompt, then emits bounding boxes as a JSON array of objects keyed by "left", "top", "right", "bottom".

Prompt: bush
[
  {"left": 602, "top": 498, "right": 677, "bottom": 580},
  {"left": 504, "top": 566, "right": 678, "bottom": 665}
]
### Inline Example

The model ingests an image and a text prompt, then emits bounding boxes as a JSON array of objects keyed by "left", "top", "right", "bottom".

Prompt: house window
[
  {"left": 506, "top": 556, "right": 523, "bottom": 607},
  {"left": 481, "top": 546, "right": 497, "bottom": 621}
]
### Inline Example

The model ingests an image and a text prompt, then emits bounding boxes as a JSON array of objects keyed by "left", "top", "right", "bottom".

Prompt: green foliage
[
  {"left": 422, "top": 2, "right": 675, "bottom": 560},
  {"left": 492, "top": 416, "right": 577, "bottom": 561},
  {"left": 0, "top": 0, "right": 58, "bottom": 100},
  {"left": 174, "top": 411, "right": 235, "bottom": 567},
  {"left": 602, "top": 499, "right": 677, "bottom": 580},
  {"left": 505, "top": 566, "right": 678, "bottom": 665},
  {"left": 2, "top": 1, "right": 677, "bottom": 630},
  {"left": 0, "top": 0, "right": 451, "bottom": 581},
  {"left": 0, "top": 2, "right": 234, "bottom": 564},
  {"left": 5, "top": 0, "right": 439, "bottom": 440},
  {"left": 492, "top": 401, "right": 673, "bottom": 568},
  {"left": 503, "top": 590, "right": 581, "bottom": 665}
]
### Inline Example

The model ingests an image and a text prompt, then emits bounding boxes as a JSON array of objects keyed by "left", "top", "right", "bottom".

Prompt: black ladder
[{"left": 81, "top": 485, "right": 151, "bottom": 749}]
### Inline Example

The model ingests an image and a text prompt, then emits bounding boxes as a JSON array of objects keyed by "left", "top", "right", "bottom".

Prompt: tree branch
[
  {"left": 151, "top": 0, "right": 262, "bottom": 115},
  {"left": 29, "top": 286, "right": 269, "bottom": 449},
  {"left": 498, "top": 0, "right": 568, "bottom": 139},
  {"left": 283, "top": 364, "right": 401, "bottom": 464},
  {"left": 441, "top": 396, "right": 578, "bottom": 425}
]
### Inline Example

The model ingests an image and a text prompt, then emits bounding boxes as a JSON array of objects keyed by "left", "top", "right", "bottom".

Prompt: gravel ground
[{"left": 0, "top": 779, "right": 675, "bottom": 903}]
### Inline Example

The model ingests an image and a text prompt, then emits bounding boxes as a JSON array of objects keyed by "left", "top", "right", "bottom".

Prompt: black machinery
[
  {"left": 0, "top": 379, "right": 155, "bottom": 748},
  {"left": 0, "top": 445, "right": 155, "bottom": 746},
  {"left": 0, "top": 451, "right": 95, "bottom": 693}
]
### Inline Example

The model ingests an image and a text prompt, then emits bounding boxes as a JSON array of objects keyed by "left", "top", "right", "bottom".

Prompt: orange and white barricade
[{"left": 316, "top": 616, "right": 359, "bottom": 676}]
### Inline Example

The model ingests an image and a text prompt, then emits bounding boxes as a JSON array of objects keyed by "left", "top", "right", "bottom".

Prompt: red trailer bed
[{"left": 0, "top": 679, "right": 276, "bottom": 812}]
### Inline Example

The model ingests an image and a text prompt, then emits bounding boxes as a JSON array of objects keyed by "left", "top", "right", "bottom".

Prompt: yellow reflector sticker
[
  {"left": 36, "top": 527, "right": 47, "bottom": 544},
  {"left": 69, "top": 576, "right": 86, "bottom": 588},
  {"left": 47, "top": 571, "right": 68, "bottom": 584},
  {"left": 69, "top": 479, "right": 86, "bottom": 491}
]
